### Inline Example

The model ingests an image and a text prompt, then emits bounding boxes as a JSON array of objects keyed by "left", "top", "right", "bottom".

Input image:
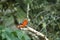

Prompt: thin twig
[{"left": 27, "top": 4, "right": 30, "bottom": 21}]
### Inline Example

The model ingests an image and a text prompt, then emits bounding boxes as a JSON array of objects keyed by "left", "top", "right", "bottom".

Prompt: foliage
[
  {"left": 0, "top": 0, "right": 60, "bottom": 40},
  {"left": 0, "top": 25, "right": 30, "bottom": 40}
]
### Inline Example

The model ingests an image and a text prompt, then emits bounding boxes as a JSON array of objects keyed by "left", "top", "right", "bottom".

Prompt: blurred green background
[{"left": 0, "top": 0, "right": 60, "bottom": 40}]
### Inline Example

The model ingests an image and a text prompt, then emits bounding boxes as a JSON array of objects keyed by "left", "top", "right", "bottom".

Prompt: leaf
[
  {"left": 16, "top": 30, "right": 31, "bottom": 40},
  {"left": 42, "top": 22, "right": 46, "bottom": 28}
]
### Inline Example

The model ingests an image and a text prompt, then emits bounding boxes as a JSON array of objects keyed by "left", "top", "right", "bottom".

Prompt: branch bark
[{"left": 21, "top": 26, "right": 49, "bottom": 40}]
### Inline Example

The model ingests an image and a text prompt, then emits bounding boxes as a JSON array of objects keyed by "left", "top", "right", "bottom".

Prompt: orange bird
[
  {"left": 17, "top": 19, "right": 28, "bottom": 28},
  {"left": 13, "top": 15, "right": 28, "bottom": 29}
]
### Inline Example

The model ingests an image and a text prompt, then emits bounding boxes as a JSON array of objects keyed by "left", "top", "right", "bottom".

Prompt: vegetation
[{"left": 0, "top": 0, "right": 60, "bottom": 40}]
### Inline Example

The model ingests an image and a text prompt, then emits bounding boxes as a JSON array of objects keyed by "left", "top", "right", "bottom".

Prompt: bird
[
  {"left": 17, "top": 19, "right": 28, "bottom": 28},
  {"left": 13, "top": 15, "right": 28, "bottom": 29}
]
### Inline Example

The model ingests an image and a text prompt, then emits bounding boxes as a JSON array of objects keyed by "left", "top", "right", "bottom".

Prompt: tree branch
[{"left": 21, "top": 26, "right": 49, "bottom": 40}]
